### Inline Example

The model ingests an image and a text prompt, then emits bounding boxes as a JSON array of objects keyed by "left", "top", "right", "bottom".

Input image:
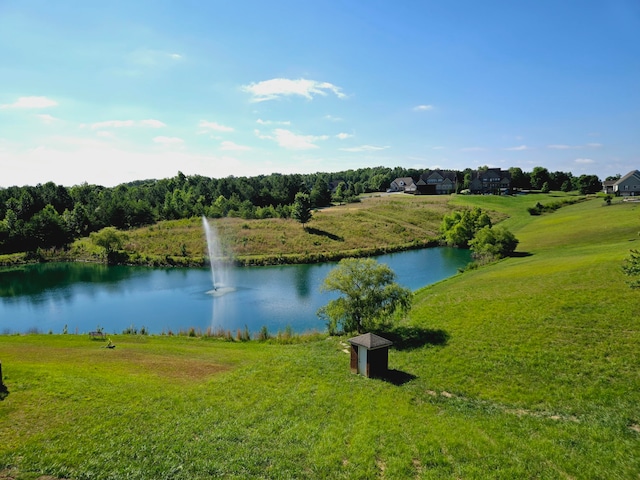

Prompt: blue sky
[{"left": 1, "top": 1, "right": 638, "bottom": 187}]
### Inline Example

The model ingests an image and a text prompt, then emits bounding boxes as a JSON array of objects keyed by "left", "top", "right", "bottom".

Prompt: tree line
[{"left": 0, "top": 165, "right": 603, "bottom": 254}]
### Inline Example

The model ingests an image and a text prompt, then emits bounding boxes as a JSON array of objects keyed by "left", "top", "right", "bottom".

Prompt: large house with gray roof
[{"left": 613, "top": 170, "right": 640, "bottom": 197}]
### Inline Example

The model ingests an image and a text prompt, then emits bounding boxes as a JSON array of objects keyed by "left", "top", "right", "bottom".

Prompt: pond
[{"left": 0, "top": 248, "right": 471, "bottom": 335}]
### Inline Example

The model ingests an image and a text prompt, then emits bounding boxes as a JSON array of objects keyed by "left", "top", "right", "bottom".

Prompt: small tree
[
  {"left": 90, "top": 227, "right": 128, "bottom": 262},
  {"left": 318, "top": 258, "right": 412, "bottom": 334},
  {"left": 440, "top": 207, "right": 492, "bottom": 248},
  {"left": 292, "top": 192, "right": 312, "bottom": 228},
  {"left": 622, "top": 249, "right": 640, "bottom": 288},
  {"left": 469, "top": 226, "right": 519, "bottom": 261}
]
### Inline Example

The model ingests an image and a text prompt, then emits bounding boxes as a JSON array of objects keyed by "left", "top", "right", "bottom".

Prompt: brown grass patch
[{"left": 106, "top": 349, "right": 230, "bottom": 382}]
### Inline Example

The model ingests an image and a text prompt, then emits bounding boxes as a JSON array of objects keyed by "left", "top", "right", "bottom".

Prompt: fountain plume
[{"left": 202, "top": 216, "right": 232, "bottom": 295}]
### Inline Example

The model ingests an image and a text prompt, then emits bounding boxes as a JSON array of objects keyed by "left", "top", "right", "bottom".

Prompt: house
[
  {"left": 469, "top": 169, "right": 511, "bottom": 194},
  {"left": 348, "top": 333, "right": 393, "bottom": 378},
  {"left": 387, "top": 177, "right": 417, "bottom": 193},
  {"left": 416, "top": 170, "right": 458, "bottom": 195},
  {"left": 602, "top": 180, "right": 617, "bottom": 195},
  {"left": 613, "top": 170, "right": 640, "bottom": 197}
]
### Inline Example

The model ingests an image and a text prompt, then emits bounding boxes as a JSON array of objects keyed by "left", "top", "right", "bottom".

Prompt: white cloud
[
  {"left": 413, "top": 104, "right": 434, "bottom": 111},
  {"left": 256, "top": 118, "right": 291, "bottom": 126},
  {"left": 1, "top": 96, "right": 58, "bottom": 109},
  {"left": 84, "top": 119, "right": 166, "bottom": 129},
  {"left": 503, "top": 145, "right": 529, "bottom": 151},
  {"left": 35, "top": 114, "right": 59, "bottom": 124},
  {"left": 336, "top": 133, "right": 353, "bottom": 140},
  {"left": 128, "top": 48, "right": 183, "bottom": 67},
  {"left": 243, "top": 78, "right": 346, "bottom": 102},
  {"left": 339, "top": 145, "right": 389, "bottom": 152},
  {"left": 140, "top": 119, "right": 167, "bottom": 128},
  {"left": 220, "top": 141, "right": 251, "bottom": 151},
  {"left": 90, "top": 120, "right": 135, "bottom": 129},
  {"left": 548, "top": 143, "right": 603, "bottom": 150},
  {"left": 153, "top": 136, "right": 184, "bottom": 145},
  {"left": 96, "top": 131, "right": 114, "bottom": 138},
  {"left": 258, "top": 128, "right": 329, "bottom": 150},
  {"left": 575, "top": 158, "right": 595, "bottom": 164},
  {"left": 199, "top": 120, "right": 234, "bottom": 132}
]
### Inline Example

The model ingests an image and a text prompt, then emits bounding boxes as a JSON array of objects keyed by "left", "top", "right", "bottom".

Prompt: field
[
  {"left": 1, "top": 194, "right": 639, "bottom": 478},
  {"left": 36, "top": 194, "right": 487, "bottom": 267}
]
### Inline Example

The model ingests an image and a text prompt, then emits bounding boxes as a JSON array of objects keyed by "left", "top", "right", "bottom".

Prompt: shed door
[{"left": 358, "top": 346, "right": 367, "bottom": 375}]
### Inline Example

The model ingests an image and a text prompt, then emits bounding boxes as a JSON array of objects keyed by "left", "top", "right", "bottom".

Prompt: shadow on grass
[
  {"left": 0, "top": 384, "right": 8, "bottom": 401},
  {"left": 379, "top": 369, "right": 417, "bottom": 386},
  {"left": 510, "top": 251, "right": 533, "bottom": 258},
  {"left": 374, "top": 326, "right": 450, "bottom": 351},
  {"left": 305, "top": 227, "right": 344, "bottom": 242}
]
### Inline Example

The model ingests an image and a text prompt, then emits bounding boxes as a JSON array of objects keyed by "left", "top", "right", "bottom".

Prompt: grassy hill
[
  {"left": 9, "top": 193, "right": 495, "bottom": 267},
  {"left": 1, "top": 194, "right": 639, "bottom": 478}
]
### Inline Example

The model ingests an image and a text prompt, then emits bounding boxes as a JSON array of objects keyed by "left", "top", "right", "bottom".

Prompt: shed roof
[{"left": 348, "top": 332, "right": 393, "bottom": 350}]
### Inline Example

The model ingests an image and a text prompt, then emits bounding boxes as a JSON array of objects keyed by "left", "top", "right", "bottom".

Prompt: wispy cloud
[
  {"left": 243, "top": 78, "right": 346, "bottom": 102},
  {"left": 220, "top": 141, "right": 251, "bottom": 151},
  {"left": 128, "top": 48, "right": 183, "bottom": 67},
  {"left": 503, "top": 145, "right": 529, "bottom": 151},
  {"left": 199, "top": 120, "right": 234, "bottom": 132},
  {"left": 575, "top": 158, "right": 594, "bottom": 164},
  {"left": 257, "top": 128, "right": 329, "bottom": 150},
  {"left": 1, "top": 96, "right": 58, "bottom": 109},
  {"left": 153, "top": 136, "right": 184, "bottom": 145},
  {"left": 256, "top": 118, "right": 291, "bottom": 126},
  {"left": 336, "top": 133, "right": 353, "bottom": 140},
  {"left": 339, "top": 145, "right": 389, "bottom": 152},
  {"left": 86, "top": 119, "right": 166, "bottom": 129},
  {"left": 547, "top": 143, "right": 603, "bottom": 150},
  {"left": 413, "top": 104, "right": 434, "bottom": 111},
  {"left": 140, "top": 119, "right": 167, "bottom": 128},
  {"left": 34, "top": 113, "right": 60, "bottom": 124}
]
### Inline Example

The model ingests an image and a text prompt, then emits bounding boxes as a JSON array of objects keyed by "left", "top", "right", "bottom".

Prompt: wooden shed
[{"left": 348, "top": 333, "right": 393, "bottom": 378}]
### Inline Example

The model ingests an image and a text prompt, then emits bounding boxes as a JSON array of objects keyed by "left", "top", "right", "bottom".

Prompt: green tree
[
  {"left": 577, "top": 174, "right": 601, "bottom": 195},
  {"left": 622, "top": 249, "right": 640, "bottom": 288},
  {"left": 318, "top": 258, "right": 412, "bottom": 334},
  {"left": 530, "top": 166, "right": 551, "bottom": 190},
  {"left": 310, "top": 177, "right": 332, "bottom": 208},
  {"left": 440, "top": 207, "right": 492, "bottom": 248},
  {"left": 292, "top": 192, "right": 312, "bottom": 227},
  {"left": 90, "top": 227, "right": 128, "bottom": 261},
  {"left": 469, "top": 226, "right": 519, "bottom": 260},
  {"left": 26, "top": 204, "right": 72, "bottom": 250},
  {"left": 508, "top": 167, "right": 530, "bottom": 190}
]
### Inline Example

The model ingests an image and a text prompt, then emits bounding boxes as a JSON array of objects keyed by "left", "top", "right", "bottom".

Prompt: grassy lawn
[{"left": 1, "top": 194, "right": 639, "bottom": 478}]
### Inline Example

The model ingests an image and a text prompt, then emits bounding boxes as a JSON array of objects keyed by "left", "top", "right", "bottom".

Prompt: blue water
[{"left": 0, "top": 248, "right": 471, "bottom": 335}]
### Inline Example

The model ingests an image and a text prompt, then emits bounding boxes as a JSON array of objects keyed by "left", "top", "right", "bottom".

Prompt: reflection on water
[{"left": 0, "top": 248, "right": 471, "bottom": 335}]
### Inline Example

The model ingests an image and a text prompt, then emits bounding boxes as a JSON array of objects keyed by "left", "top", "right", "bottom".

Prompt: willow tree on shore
[{"left": 318, "top": 258, "right": 412, "bottom": 334}]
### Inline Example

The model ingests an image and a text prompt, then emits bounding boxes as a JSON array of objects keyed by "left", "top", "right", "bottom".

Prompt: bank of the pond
[{"left": 0, "top": 238, "right": 443, "bottom": 268}]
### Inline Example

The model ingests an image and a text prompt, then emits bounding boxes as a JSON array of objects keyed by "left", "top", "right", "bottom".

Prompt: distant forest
[{"left": 0, "top": 165, "right": 603, "bottom": 254}]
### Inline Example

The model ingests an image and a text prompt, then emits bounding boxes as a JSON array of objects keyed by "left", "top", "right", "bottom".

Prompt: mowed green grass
[{"left": 1, "top": 196, "right": 640, "bottom": 479}]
